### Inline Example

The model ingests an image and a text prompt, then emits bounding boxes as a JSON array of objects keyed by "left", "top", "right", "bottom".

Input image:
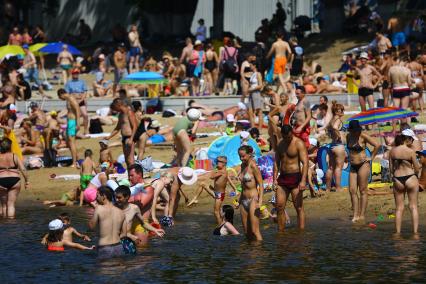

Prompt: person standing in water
[
  {"left": 57, "top": 88, "right": 80, "bottom": 167},
  {"left": 107, "top": 98, "right": 137, "bottom": 167},
  {"left": 238, "top": 145, "right": 263, "bottom": 241},
  {"left": 274, "top": 125, "right": 308, "bottom": 231},
  {"left": 346, "top": 120, "right": 379, "bottom": 223},
  {"left": 213, "top": 205, "right": 239, "bottom": 236},
  {"left": 389, "top": 134, "right": 420, "bottom": 235},
  {"left": 89, "top": 186, "right": 127, "bottom": 259},
  {"left": 266, "top": 31, "right": 292, "bottom": 92}
]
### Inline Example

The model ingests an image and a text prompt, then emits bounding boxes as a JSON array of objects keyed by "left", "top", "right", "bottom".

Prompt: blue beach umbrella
[
  {"left": 39, "top": 42, "right": 82, "bottom": 55},
  {"left": 120, "top": 71, "right": 167, "bottom": 84}
]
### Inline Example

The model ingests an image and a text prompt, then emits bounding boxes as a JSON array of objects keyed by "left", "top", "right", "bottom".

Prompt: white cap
[
  {"left": 194, "top": 40, "right": 202, "bottom": 46},
  {"left": 178, "top": 167, "right": 198, "bottom": 185},
  {"left": 9, "top": 104, "right": 16, "bottom": 111},
  {"left": 226, "top": 114, "right": 235, "bottom": 122},
  {"left": 238, "top": 102, "right": 247, "bottom": 110},
  {"left": 240, "top": 131, "right": 250, "bottom": 139},
  {"left": 360, "top": 52, "right": 368, "bottom": 59},
  {"left": 402, "top": 129, "right": 418, "bottom": 140},
  {"left": 150, "top": 120, "right": 161, "bottom": 129},
  {"left": 187, "top": 108, "right": 201, "bottom": 121},
  {"left": 48, "top": 219, "right": 64, "bottom": 231}
]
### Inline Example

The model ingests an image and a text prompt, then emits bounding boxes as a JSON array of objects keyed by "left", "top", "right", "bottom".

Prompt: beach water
[{"left": 1, "top": 202, "right": 425, "bottom": 283}]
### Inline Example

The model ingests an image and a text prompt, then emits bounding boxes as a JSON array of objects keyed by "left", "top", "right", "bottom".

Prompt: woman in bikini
[
  {"left": 0, "top": 138, "right": 29, "bottom": 218},
  {"left": 325, "top": 101, "right": 346, "bottom": 193},
  {"left": 238, "top": 145, "right": 263, "bottom": 241},
  {"left": 389, "top": 134, "right": 420, "bottom": 234},
  {"left": 204, "top": 44, "right": 219, "bottom": 95},
  {"left": 346, "top": 120, "right": 379, "bottom": 222}
]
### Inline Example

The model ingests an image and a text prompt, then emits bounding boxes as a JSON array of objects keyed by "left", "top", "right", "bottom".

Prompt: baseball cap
[
  {"left": 48, "top": 219, "right": 63, "bottom": 231},
  {"left": 226, "top": 114, "right": 235, "bottom": 122},
  {"left": 194, "top": 40, "right": 202, "bottom": 46},
  {"left": 360, "top": 52, "right": 369, "bottom": 59},
  {"left": 402, "top": 129, "right": 418, "bottom": 140},
  {"left": 8, "top": 104, "right": 16, "bottom": 112},
  {"left": 50, "top": 110, "right": 58, "bottom": 116}
]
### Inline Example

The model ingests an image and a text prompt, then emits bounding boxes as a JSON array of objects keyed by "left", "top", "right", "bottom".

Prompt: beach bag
[
  {"left": 256, "top": 154, "right": 274, "bottom": 189},
  {"left": 222, "top": 47, "right": 238, "bottom": 74},
  {"left": 194, "top": 159, "right": 213, "bottom": 171},
  {"left": 146, "top": 98, "right": 162, "bottom": 114},
  {"left": 25, "top": 156, "right": 44, "bottom": 169},
  {"left": 89, "top": 118, "right": 103, "bottom": 134},
  {"left": 43, "top": 149, "right": 57, "bottom": 168}
]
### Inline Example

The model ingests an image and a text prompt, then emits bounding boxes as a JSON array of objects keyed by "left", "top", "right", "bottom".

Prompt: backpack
[
  {"left": 222, "top": 47, "right": 238, "bottom": 74},
  {"left": 89, "top": 118, "right": 103, "bottom": 134},
  {"left": 43, "top": 149, "right": 57, "bottom": 168}
]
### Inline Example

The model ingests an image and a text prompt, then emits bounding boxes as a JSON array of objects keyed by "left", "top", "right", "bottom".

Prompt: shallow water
[{"left": 1, "top": 203, "right": 426, "bottom": 283}]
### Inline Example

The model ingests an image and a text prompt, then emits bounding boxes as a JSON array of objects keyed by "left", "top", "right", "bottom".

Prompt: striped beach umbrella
[
  {"left": 120, "top": 71, "right": 167, "bottom": 84},
  {"left": 344, "top": 107, "right": 418, "bottom": 127}
]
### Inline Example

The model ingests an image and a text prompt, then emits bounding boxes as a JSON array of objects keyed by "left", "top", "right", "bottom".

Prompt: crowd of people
[{"left": 0, "top": 10, "right": 426, "bottom": 259}]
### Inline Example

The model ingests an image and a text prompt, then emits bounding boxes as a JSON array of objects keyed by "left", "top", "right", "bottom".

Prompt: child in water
[
  {"left": 80, "top": 149, "right": 97, "bottom": 206},
  {"left": 213, "top": 205, "right": 239, "bottom": 236},
  {"left": 59, "top": 213, "right": 92, "bottom": 243},
  {"left": 43, "top": 219, "right": 94, "bottom": 251}
]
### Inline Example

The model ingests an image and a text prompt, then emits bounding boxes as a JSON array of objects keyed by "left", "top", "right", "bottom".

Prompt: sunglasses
[{"left": 217, "top": 160, "right": 227, "bottom": 164}]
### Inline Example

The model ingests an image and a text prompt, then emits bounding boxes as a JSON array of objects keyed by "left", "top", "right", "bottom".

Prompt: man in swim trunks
[
  {"left": 379, "top": 50, "right": 394, "bottom": 107},
  {"left": 389, "top": 57, "right": 413, "bottom": 126},
  {"left": 89, "top": 186, "right": 127, "bottom": 259},
  {"left": 387, "top": 13, "right": 405, "bottom": 55},
  {"left": 355, "top": 52, "right": 382, "bottom": 113},
  {"left": 274, "top": 125, "right": 308, "bottom": 231},
  {"left": 28, "top": 102, "right": 46, "bottom": 132},
  {"left": 128, "top": 25, "right": 142, "bottom": 73},
  {"left": 115, "top": 185, "right": 164, "bottom": 246},
  {"left": 266, "top": 31, "right": 292, "bottom": 92},
  {"left": 107, "top": 98, "right": 137, "bottom": 167},
  {"left": 65, "top": 68, "right": 89, "bottom": 135},
  {"left": 57, "top": 44, "right": 74, "bottom": 84},
  {"left": 292, "top": 86, "right": 311, "bottom": 148},
  {"left": 57, "top": 88, "right": 80, "bottom": 167},
  {"left": 113, "top": 43, "right": 128, "bottom": 95}
]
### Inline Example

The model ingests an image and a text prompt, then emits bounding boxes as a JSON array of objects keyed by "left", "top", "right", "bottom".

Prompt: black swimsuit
[
  {"left": 205, "top": 59, "right": 217, "bottom": 72},
  {"left": 0, "top": 154, "right": 20, "bottom": 190},
  {"left": 348, "top": 142, "right": 369, "bottom": 172},
  {"left": 392, "top": 158, "right": 417, "bottom": 186}
]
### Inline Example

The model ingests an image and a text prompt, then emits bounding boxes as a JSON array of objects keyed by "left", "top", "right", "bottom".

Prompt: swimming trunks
[
  {"left": 67, "top": 119, "right": 77, "bottom": 137},
  {"left": 277, "top": 172, "right": 302, "bottom": 189},
  {"left": 80, "top": 174, "right": 94, "bottom": 190},
  {"left": 130, "top": 47, "right": 141, "bottom": 57},
  {"left": 147, "top": 134, "right": 166, "bottom": 144},
  {"left": 47, "top": 245, "right": 64, "bottom": 252},
  {"left": 61, "top": 64, "right": 72, "bottom": 70},
  {"left": 98, "top": 242, "right": 125, "bottom": 259},
  {"left": 273, "top": 56, "right": 287, "bottom": 74},
  {"left": 392, "top": 87, "right": 410, "bottom": 99},
  {"left": 358, "top": 87, "right": 374, "bottom": 97},
  {"left": 214, "top": 191, "right": 225, "bottom": 202},
  {"left": 391, "top": 32, "right": 406, "bottom": 47}
]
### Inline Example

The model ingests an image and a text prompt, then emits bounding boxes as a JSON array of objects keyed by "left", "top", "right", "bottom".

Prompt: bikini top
[
  {"left": 0, "top": 153, "right": 18, "bottom": 170},
  {"left": 347, "top": 143, "right": 365, "bottom": 153}
]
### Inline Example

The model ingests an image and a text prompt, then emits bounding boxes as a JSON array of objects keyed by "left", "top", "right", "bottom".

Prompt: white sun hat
[
  {"left": 177, "top": 167, "right": 198, "bottom": 185},
  {"left": 48, "top": 219, "right": 64, "bottom": 231}
]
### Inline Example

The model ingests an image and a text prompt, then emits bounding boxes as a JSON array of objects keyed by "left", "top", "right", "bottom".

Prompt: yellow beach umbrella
[
  {"left": 29, "top": 43, "right": 47, "bottom": 56},
  {"left": 0, "top": 45, "right": 24, "bottom": 59}
]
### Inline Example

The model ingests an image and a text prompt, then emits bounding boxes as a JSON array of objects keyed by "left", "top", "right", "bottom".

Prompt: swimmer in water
[
  {"left": 213, "top": 205, "right": 239, "bottom": 236},
  {"left": 43, "top": 219, "right": 94, "bottom": 251},
  {"left": 187, "top": 156, "right": 238, "bottom": 225}
]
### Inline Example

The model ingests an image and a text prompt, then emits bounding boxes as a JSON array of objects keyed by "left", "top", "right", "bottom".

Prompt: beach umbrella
[
  {"left": 344, "top": 107, "right": 418, "bottom": 127},
  {"left": 0, "top": 45, "right": 24, "bottom": 59},
  {"left": 29, "top": 43, "right": 48, "bottom": 56},
  {"left": 120, "top": 71, "right": 167, "bottom": 84},
  {"left": 39, "top": 42, "right": 82, "bottom": 55}
]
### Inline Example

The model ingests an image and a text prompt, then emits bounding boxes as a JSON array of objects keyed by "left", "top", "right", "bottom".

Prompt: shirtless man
[
  {"left": 266, "top": 31, "right": 292, "bottom": 92},
  {"left": 187, "top": 156, "right": 237, "bottom": 224},
  {"left": 57, "top": 89, "right": 80, "bottom": 167},
  {"left": 43, "top": 110, "right": 60, "bottom": 150},
  {"left": 107, "top": 98, "right": 137, "bottom": 167},
  {"left": 379, "top": 50, "right": 394, "bottom": 107},
  {"left": 57, "top": 44, "right": 74, "bottom": 84},
  {"left": 28, "top": 102, "right": 46, "bottom": 132},
  {"left": 128, "top": 25, "right": 142, "bottom": 73},
  {"left": 292, "top": 86, "right": 312, "bottom": 148},
  {"left": 274, "top": 125, "right": 308, "bottom": 231},
  {"left": 115, "top": 185, "right": 164, "bottom": 246},
  {"left": 113, "top": 44, "right": 128, "bottom": 95},
  {"left": 387, "top": 14, "right": 405, "bottom": 54},
  {"left": 179, "top": 37, "right": 193, "bottom": 67},
  {"left": 89, "top": 186, "right": 127, "bottom": 259},
  {"left": 389, "top": 57, "right": 412, "bottom": 125},
  {"left": 407, "top": 54, "right": 424, "bottom": 113},
  {"left": 355, "top": 52, "right": 382, "bottom": 112},
  {"left": 375, "top": 32, "right": 392, "bottom": 55}
]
